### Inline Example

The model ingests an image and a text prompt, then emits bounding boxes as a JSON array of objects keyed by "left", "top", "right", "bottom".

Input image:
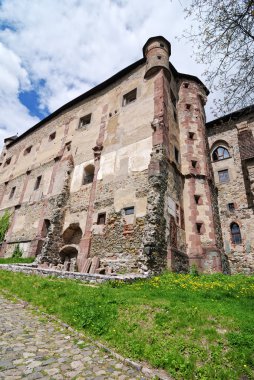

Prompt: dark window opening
[
  {"left": 212, "top": 146, "right": 230, "bottom": 161},
  {"left": 34, "top": 175, "right": 42, "bottom": 190},
  {"left": 196, "top": 223, "right": 203, "bottom": 234},
  {"left": 157, "top": 55, "right": 161, "bottom": 60},
  {"left": 123, "top": 88, "right": 137, "bottom": 106},
  {"left": 97, "top": 212, "right": 106, "bottom": 225},
  {"left": 230, "top": 223, "right": 242, "bottom": 244},
  {"left": 160, "top": 43, "right": 165, "bottom": 48},
  {"left": 194, "top": 195, "right": 201, "bottom": 205},
  {"left": 65, "top": 142, "right": 71, "bottom": 152},
  {"left": 4, "top": 157, "right": 11, "bottom": 167},
  {"left": 186, "top": 104, "right": 191, "bottom": 110},
  {"left": 227, "top": 203, "right": 235, "bottom": 212},
  {"left": 24, "top": 146, "right": 32, "bottom": 155},
  {"left": 174, "top": 110, "right": 177, "bottom": 122},
  {"left": 184, "top": 83, "right": 189, "bottom": 88},
  {"left": 170, "top": 89, "right": 177, "bottom": 108},
  {"left": 9, "top": 186, "right": 16, "bottom": 199},
  {"left": 191, "top": 160, "right": 197, "bottom": 168},
  {"left": 49, "top": 132, "right": 56, "bottom": 141},
  {"left": 83, "top": 164, "right": 95, "bottom": 185},
  {"left": 174, "top": 147, "right": 179, "bottom": 163},
  {"left": 124, "top": 206, "right": 134, "bottom": 215},
  {"left": 189, "top": 132, "right": 195, "bottom": 139},
  {"left": 218, "top": 169, "right": 229, "bottom": 183},
  {"left": 79, "top": 113, "right": 92, "bottom": 128}
]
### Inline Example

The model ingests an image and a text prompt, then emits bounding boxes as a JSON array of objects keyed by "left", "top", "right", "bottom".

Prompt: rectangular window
[
  {"left": 194, "top": 195, "right": 201, "bottom": 205},
  {"left": 34, "top": 175, "right": 42, "bottom": 190},
  {"left": 49, "top": 132, "right": 56, "bottom": 141},
  {"left": 196, "top": 223, "right": 203, "bottom": 234},
  {"left": 186, "top": 104, "right": 191, "bottom": 110},
  {"left": 191, "top": 160, "right": 197, "bottom": 168},
  {"left": 227, "top": 203, "right": 235, "bottom": 212},
  {"left": 189, "top": 132, "right": 195, "bottom": 140},
  {"left": 218, "top": 169, "right": 229, "bottom": 183},
  {"left": 122, "top": 89, "right": 137, "bottom": 106},
  {"left": 184, "top": 83, "right": 189, "bottom": 88},
  {"left": 79, "top": 113, "right": 92, "bottom": 128},
  {"left": 124, "top": 206, "right": 134, "bottom": 215},
  {"left": 9, "top": 186, "right": 16, "bottom": 199},
  {"left": 97, "top": 212, "right": 106, "bottom": 225}
]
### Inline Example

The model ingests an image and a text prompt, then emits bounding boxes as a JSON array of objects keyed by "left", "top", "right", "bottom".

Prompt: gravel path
[{"left": 0, "top": 296, "right": 147, "bottom": 380}]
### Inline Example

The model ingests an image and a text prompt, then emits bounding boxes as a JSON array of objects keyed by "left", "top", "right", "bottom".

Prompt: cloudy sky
[{"left": 0, "top": 0, "right": 217, "bottom": 145}]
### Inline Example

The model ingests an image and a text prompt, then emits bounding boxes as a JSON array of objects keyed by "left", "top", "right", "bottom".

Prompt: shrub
[
  {"left": 12, "top": 244, "right": 23, "bottom": 259},
  {"left": 0, "top": 211, "right": 10, "bottom": 243}
]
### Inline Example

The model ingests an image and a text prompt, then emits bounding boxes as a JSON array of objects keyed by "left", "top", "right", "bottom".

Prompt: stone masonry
[{"left": 0, "top": 35, "right": 253, "bottom": 274}]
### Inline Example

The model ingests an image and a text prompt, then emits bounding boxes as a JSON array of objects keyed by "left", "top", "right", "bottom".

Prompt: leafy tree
[{"left": 183, "top": 0, "right": 254, "bottom": 116}]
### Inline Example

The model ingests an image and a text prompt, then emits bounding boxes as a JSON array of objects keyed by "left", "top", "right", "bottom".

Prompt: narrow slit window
[
  {"left": 122, "top": 89, "right": 137, "bottom": 106},
  {"left": 196, "top": 223, "right": 203, "bottom": 234},
  {"left": 97, "top": 212, "right": 106, "bottom": 225},
  {"left": 174, "top": 110, "right": 177, "bottom": 122},
  {"left": 9, "top": 186, "right": 16, "bottom": 199},
  {"left": 191, "top": 160, "right": 197, "bottom": 168},
  {"left": 227, "top": 203, "right": 235, "bottom": 212},
  {"left": 34, "top": 175, "right": 42, "bottom": 190},
  {"left": 174, "top": 147, "right": 179, "bottom": 163},
  {"left": 124, "top": 206, "right": 134, "bottom": 215},
  {"left": 79, "top": 114, "right": 92, "bottom": 128},
  {"left": 189, "top": 132, "right": 195, "bottom": 140},
  {"left": 49, "top": 132, "right": 56, "bottom": 141}
]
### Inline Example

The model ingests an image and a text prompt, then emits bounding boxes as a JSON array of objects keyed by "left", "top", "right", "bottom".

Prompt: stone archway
[
  {"left": 59, "top": 245, "right": 79, "bottom": 272},
  {"left": 62, "top": 223, "right": 82, "bottom": 245}
]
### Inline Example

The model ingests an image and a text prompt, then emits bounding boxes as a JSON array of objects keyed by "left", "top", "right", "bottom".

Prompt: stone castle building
[{"left": 0, "top": 36, "right": 253, "bottom": 275}]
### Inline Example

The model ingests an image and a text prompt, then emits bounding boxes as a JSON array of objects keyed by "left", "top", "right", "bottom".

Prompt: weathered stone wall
[{"left": 207, "top": 114, "right": 254, "bottom": 273}]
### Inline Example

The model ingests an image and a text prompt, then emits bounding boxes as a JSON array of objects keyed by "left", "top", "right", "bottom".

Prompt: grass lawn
[
  {"left": 0, "top": 271, "right": 253, "bottom": 379},
  {"left": 0, "top": 257, "right": 34, "bottom": 264}
]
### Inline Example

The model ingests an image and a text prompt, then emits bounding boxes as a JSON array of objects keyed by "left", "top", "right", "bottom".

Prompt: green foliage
[
  {"left": 12, "top": 244, "right": 23, "bottom": 259},
  {"left": 0, "top": 271, "right": 253, "bottom": 379},
  {"left": 0, "top": 257, "right": 34, "bottom": 264},
  {"left": 189, "top": 264, "right": 199, "bottom": 276},
  {"left": 0, "top": 211, "right": 10, "bottom": 243}
]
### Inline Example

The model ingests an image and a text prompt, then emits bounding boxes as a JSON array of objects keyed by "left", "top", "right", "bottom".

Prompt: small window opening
[
  {"left": 24, "top": 146, "right": 32, "bottom": 155},
  {"left": 97, "top": 213, "right": 106, "bottom": 225},
  {"left": 230, "top": 223, "right": 242, "bottom": 244},
  {"left": 227, "top": 203, "right": 235, "bottom": 212},
  {"left": 174, "top": 110, "right": 177, "bottom": 122},
  {"left": 65, "top": 142, "right": 71, "bottom": 152},
  {"left": 170, "top": 89, "right": 177, "bottom": 108},
  {"left": 186, "top": 104, "right": 191, "bottom": 110},
  {"left": 123, "top": 88, "right": 137, "bottom": 106},
  {"left": 4, "top": 157, "right": 11, "bottom": 167},
  {"left": 184, "top": 83, "right": 189, "bottom": 88},
  {"left": 196, "top": 223, "right": 203, "bottom": 234},
  {"left": 157, "top": 55, "right": 161, "bottom": 60},
  {"left": 174, "top": 147, "right": 179, "bottom": 163},
  {"left": 83, "top": 164, "right": 95, "bottom": 185},
  {"left": 194, "top": 195, "right": 201, "bottom": 205},
  {"left": 191, "top": 160, "right": 197, "bottom": 168},
  {"left": 49, "top": 132, "right": 56, "bottom": 141},
  {"left": 109, "top": 112, "right": 112, "bottom": 117},
  {"left": 189, "top": 132, "right": 195, "bottom": 139},
  {"left": 160, "top": 43, "right": 165, "bottom": 48},
  {"left": 124, "top": 206, "right": 134, "bottom": 215},
  {"left": 9, "top": 186, "right": 16, "bottom": 199},
  {"left": 34, "top": 175, "right": 42, "bottom": 190},
  {"left": 218, "top": 169, "right": 229, "bottom": 183},
  {"left": 79, "top": 114, "right": 92, "bottom": 128}
]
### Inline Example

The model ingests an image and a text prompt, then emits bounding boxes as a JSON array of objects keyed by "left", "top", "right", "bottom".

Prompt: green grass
[
  {"left": 0, "top": 271, "right": 253, "bottom": 379},
  {"left": 0, "top": 257, "right": 34, "bottom": 264}
]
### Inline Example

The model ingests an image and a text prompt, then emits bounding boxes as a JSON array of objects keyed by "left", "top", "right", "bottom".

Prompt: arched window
[
  {"left": 230, "top": 223, "right": 242, "bottom": 244},
  {"left": 212, "top": 146, "right": 230, "bottom": 161},
  {"left": 82, "top": 164, "right": 95, "bottom": 185}
]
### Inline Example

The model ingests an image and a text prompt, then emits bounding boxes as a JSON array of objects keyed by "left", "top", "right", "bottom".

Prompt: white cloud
[{"left": 0, "top": 0, "right": 216, "bottom": 145}]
